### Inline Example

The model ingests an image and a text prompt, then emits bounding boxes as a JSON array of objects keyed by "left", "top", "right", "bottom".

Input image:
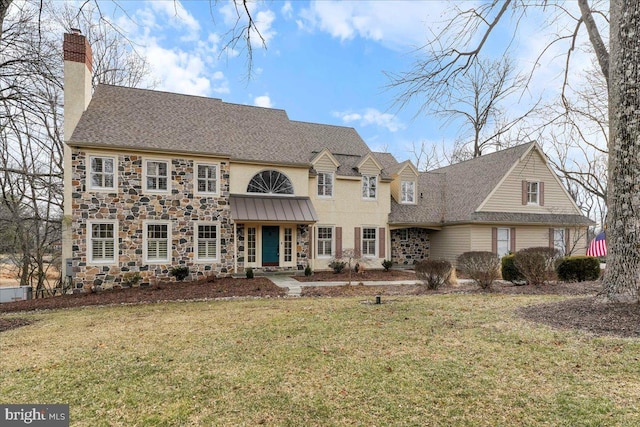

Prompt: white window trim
[
  {"left": 194, "top": 162, "right": 220, "bottom": 196},
  {"left": 316, "top": 226, "right": 335, "bottom": 258},
  {"left": 195, "top": 222, "right": 219, "bottom": 263},
  {"left": 143, "top": 158, "right": 171, "bottom": 194},
  {"left": 88, "top": 155, "right": 118, "bottom": 192},
  {"left": 362, "top": 226, "right": 378, "bottom": 258},
  {"left": 246, "top": 226, "right": 258, "bottom": 267},
  {"left": 527, "top": 181, "right": 540, "bottom": 205},
  {"left": 87, "top": 219, "right": 118, "bottom": 265},
  {"left": 401, "top": 180, "right": 416, "bottom": 204},
  {"left": 398, "top": 229, "right": 409, "bottom": 241},
  {"left": 317, "top": 172, "right": 334, "bottom": 198},
  {"left": 362, "top": 175, "right": 378, "bottom": 200},
  {"left": 143, "top": 220, "right": 172, "bottom": 264},
  {"left": 281, "top": 226, "right": 296, "bottom": 267}
]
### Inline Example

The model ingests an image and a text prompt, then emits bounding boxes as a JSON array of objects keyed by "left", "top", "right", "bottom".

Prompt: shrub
[
  {"left": 381, "top": 259, "right": 393, "bottom": 272},
  {"left": 329, "top": 260, "right": 346, "bottom": 273},
  {"left": 415, "top": 259, "right": 453, "bottom": 290},
  {"left": 245, "top": 267, "right": 254, "bottom": 279},
  {"left": 556, "top": 256, "right": 601, "bottom": 282},
  {"left": 122, "top": 272, "right": 142, "bottom": 288},
  {"left": 501, "top": 255, "right": 524, "bottom": 283},
  {"left": 304, "top": 265, "right": 312, "bottom": 277},
  {"left": 170, "top": 266, "right": 190, "bottom": 281},
  {"left": 513, "top": 247, "right": 560, "bottom": 286},
  {"left": 457, "top": 251, "right": 500, "bottom": 289}
]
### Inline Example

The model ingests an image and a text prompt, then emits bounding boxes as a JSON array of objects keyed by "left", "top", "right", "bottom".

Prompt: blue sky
[{"left": 102, "top": 0, "right": 594, "bottom": 165}]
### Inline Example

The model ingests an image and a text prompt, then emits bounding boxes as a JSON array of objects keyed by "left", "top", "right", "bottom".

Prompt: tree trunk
[{"left": 602, "top": 0, "right": 640, "bottom": 302}]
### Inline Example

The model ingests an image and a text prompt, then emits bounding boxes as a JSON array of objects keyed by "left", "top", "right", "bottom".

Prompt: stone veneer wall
[
  {"left": 70, "top": 151, "right": 234, "bottom": 289},
  {"left": 391, "top": 228, "right": 430, "bottom": 265}
]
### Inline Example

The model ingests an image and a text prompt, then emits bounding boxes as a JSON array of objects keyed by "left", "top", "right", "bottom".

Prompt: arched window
[{"left": 247, "top": 170, "right": 294, "bottom": 195}]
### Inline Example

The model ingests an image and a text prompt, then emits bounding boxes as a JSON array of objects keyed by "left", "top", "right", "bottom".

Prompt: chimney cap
[{"left": 70, "top": 28, "right": 82, "bottom": 35}]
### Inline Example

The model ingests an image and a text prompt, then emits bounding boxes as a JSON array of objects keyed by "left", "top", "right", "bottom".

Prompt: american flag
[{"left": 587, "top": 231, "right": 606, "bottom": 257}]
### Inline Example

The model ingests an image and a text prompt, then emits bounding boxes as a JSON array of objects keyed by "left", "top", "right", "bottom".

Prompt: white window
[
  {"left": 527, "top": 181, "right": 539, "bottom": 204},
  {"left": 89, "top": 155, "right": 116, "bottom": 190},
  {"left": 196, "top": 223, "right": 218, "bottom": 261},
  {"left": 554, "top": 228, "right": 566, "bottom": 255},
  {"left": 362, "top": 227, "right": 377, "bottom": 257},
  {"left": 317, "top": 172, "right": 333, "bottom": 197},
  {"left": 362, "top": 175, "right": 377, "bottom": 199},
  {"left": 144, "top": 160, "right": 169, "bottom": 192},
  {"left": 88, "top": 221, "right": 117, "bottom": 264},
  {"left": 497, "top": 228, "right": 510, "bottom": 257},
  {"left": 145, "top": 222, "right": 170, "bottom": 263},
  {"left": 196, "top": 163, "right": 218, "bottom": 194},
  {"left": 401, "top": 181, "right": 415, "bottom": 204},
  {"left": 398, "top": 229, "right": 409, "bottom": 241},
  {"left": 317, "top": 227, "right": 333, "bottom": 257},
  {"left": 247, "top": 227, "right": 257, "bottom": 263}
]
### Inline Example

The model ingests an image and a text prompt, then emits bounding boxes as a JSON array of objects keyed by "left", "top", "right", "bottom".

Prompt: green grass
[{"left": 2, "top": 295, "right": 640, "bottom": 426}]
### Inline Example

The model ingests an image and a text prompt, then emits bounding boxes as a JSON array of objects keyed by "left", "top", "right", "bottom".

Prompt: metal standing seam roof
[{"left": 229, "top": 194, "right": 319, "bottom": 223}]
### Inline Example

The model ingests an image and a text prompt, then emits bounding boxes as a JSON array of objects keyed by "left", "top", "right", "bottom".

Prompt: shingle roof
[
  {"left": 69, "top": 85, "right": 372, "bottom": 167},
  {"left": 389, "top": 143, "right": 593, "bottom": 227}
]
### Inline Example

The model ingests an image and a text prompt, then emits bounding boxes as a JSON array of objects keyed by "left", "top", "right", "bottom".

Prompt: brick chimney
[
  {"left": 63, "top": 29, "right": 92, "bottom": 140},
  {"left": 63, "top": 29, "right": 93, "bottom": 268}
]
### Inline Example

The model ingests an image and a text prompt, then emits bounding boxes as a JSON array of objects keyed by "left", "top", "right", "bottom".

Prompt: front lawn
[{"left": 2, "top": 295, "right": 639, "bottom": 426}]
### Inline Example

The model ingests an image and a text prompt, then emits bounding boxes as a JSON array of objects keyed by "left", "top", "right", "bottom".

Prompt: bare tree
[{"left": 391, "top": 0, "right": 640, "bottom": 302}]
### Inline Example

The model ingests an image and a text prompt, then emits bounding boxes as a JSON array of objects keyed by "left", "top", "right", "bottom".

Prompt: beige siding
[
  {"left": 480, "top": 150, "right": 580, "bottom": 214},
  {"left": 468, "top": 225, "right": 589, "bottom": 255},
  {"left": 358, "top": 157, "right": 382, "bottom": 176},
  {"left": 428, "top": 225, "right": 471, "bottom": 265},
  {"left": 313, "top": 153, "right": 338, "bottom": 172}
]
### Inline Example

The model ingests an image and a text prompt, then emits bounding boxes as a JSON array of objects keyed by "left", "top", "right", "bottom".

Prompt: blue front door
[{"left": 262, "top": 226, "right": 279, "bottom": 266}]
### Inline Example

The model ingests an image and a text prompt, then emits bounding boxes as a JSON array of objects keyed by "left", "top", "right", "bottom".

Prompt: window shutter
[
  {"left": 549, "top": 228, "right": 554, "bottom": 248},
  {"left": 309, "top": 227, "right": 314, "bottom": 259},
  {"left": 522, "top": 181, "right": 527, "bottom": 205},
  {"left": 354, "top": 227, "right": 361, "bottom": 257},
  {"left": 510, "top": 227, "right": 516, "bottom": 253},
  {"left": 336, "top": 227, "right": 342, "bottom": 258},
  {"left": 491, "top": 227, "right": 498, "bottom": 254},
  {"left": 379, "top": 227, "right": 386, "bottom": 258},
  {"left": 565, "top": 228, "right": 570, "bottom": 255},
  {"left": 539, "top": 182, "right": 545, "bottom": 206}
]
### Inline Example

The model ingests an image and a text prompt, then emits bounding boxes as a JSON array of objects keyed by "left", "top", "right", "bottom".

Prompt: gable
[
  {"left": 311, "top": 149, "right": 339, "bottom": 172},
  {"left": 478, "top": 147, "right": 581, "bottom": 215},
  {"left": 357, "top": 154, "right": 382, "bottom": 176}
]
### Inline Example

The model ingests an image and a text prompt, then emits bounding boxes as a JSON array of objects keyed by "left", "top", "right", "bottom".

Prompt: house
[{"left": 61, "top": 32, "right": 593, "bottom": 289}]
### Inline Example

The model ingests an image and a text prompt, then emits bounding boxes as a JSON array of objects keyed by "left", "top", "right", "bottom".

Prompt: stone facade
[
  {"left": 70, "top": 150, "right": 234, "bottom": 289},
  {"left": 391, "top": 228, "right": 430, "bottom": 265}
]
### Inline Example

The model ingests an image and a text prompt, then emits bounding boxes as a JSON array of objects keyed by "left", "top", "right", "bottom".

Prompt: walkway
[{"left": 266, "top": 275, "right": 423, "bottom": 297}]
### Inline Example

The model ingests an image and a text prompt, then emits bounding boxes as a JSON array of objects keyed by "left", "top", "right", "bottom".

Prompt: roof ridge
[
  {"left": 96, "top": 83, "right": 224, "bottom": 102},
  {"left": 428, "top": 142, "right": 534, "bottom": 173}
]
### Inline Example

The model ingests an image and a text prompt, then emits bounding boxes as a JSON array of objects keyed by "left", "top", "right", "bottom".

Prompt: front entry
[{"left": 262, "top": 226, "right": 279, "bottom": 266}]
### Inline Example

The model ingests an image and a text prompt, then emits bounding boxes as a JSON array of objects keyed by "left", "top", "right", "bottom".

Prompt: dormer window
[
  {"left": 362, "top": 175, "right": 377, "bottom": 199},
  {"left": 401, "top": 181, "right": 415, "bottom": 204},
  {"left": 247, "top": 170, "right": 294, "bottom": 195}
]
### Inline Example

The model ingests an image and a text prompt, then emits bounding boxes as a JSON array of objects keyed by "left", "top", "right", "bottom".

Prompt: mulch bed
[
  {"left": 295, "top": 269, "right": 416, "bottom": 282},
  {"left": 0, "top": 277, "right": 285, "bottom": 317}
]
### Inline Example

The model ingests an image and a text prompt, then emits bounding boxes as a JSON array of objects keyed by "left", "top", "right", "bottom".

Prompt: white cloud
[
  {"left": 281, "top": 2, "right": 293, "bottom": 19},
  {"left": 298, "top": 1, "right": 450, "bottom": 50},
  {"left": 334, "top": 108, "right": 405, "bottom": 132},
  {"left": 149, "top": 0, "right": 201, "bottom": 41},
  {"left": 254, "top": 95, "right": 274, "bottom": 108}
]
